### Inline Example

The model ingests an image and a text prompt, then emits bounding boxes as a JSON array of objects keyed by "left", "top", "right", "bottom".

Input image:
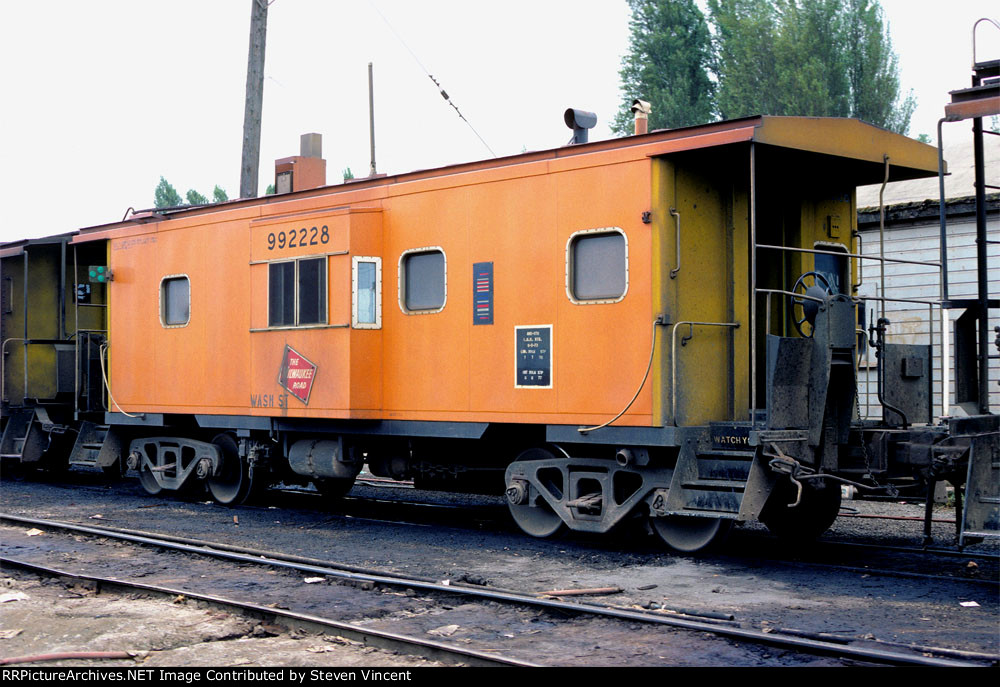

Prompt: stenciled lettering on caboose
[{"left": 113, "top": 235, "right": 158, "bottom": 251}]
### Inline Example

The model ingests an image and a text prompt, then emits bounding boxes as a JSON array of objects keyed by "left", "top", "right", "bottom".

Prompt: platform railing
[
  {"left": 670, "top": 321, "right": 741, "bottom": 426},
  {"left": 751, "top": 244, "right": 947, "bottom": 423}
]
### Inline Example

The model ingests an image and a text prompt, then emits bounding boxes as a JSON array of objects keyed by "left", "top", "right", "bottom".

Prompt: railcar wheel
[
  {"left": 137, "top": 462, "right": 162, "bottom": 495},
  {"left": 508, "top": 499, "right": 565, "bottom": 538},
  {"left": 506, "top": 447, "right": 566, "bottom": 539},
  {"left": 759, "top": 477, "right": 842, "bottom": 542},
  {"left": 651, "top": 516, "right": 732, "bottom": 553},
  {"left": 207, "top": 433, "right": 256, "bottom": 506}
]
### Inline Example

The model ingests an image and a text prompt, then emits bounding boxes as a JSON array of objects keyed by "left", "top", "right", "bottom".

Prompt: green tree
[
  {"left": 613, "top": 0, "right": 715, "bottom": 134},
  {"left": 842, "top": 0, "right": 914, "bottom": 133},
  {"left": 707, "top": 0, "right": 781, "bottom": 122},
  {"left": 772, "top": 0, "right": 849, "bottom": 118},
  {"left": 186, "top": 189, "right": 209, "bottom": 206},
  {"left": 154, "top": 177, "right": 183, "bottom": 208},
  {"left": 154, "top": 180, "right": 231, "bottom": 208},
  {"left": 342, "top": 167, "right": 355, "bottom": 181},
  {"left": 706, "top": 0, "right": 914, "bottom": 132}
]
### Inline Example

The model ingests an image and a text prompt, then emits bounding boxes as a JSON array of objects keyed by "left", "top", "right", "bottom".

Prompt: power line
[{"left": 368, "top": 1, "right": 497, "bottom": 158}]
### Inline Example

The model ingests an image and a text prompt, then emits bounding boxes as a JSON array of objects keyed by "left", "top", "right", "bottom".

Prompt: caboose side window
[
  {"left": 352, "top": 256, "right": 382, "bottom": 328},
  {"left": 399, "top": 248, "right": 446, "bottom": 313},
  {"left": 567, "top": 229, "right": 628, "bottom": 303},
  {"left": 268, "top": 262, "right": 295, "bottom": 326},
  {"left": 268, "top": 257, "right": 327, "bottom": 327},
  {"left": 160, "top": 275, "right": 190, "bottom": 327},
  {"left": 297, "top": 257, "right": 327, "bottom": 325}
]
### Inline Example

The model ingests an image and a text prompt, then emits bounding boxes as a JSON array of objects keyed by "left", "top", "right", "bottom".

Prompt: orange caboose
[{"left": 3, "top": 115, "right": 944, "bottom": 550}]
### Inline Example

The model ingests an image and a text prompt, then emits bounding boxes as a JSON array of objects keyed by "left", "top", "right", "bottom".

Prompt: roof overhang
[{"left": 750, "top": 116, "right": 941, "bottom": 184}]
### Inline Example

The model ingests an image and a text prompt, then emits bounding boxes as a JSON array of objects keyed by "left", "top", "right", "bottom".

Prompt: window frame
[
  {"left": 266, "top": 256, "right": 328, "bottom": 329},
  {"left": 813, "top": 241, "right": 849, "bottom": 295},
  {"left": 565, "top": 227, "right": 629, "bottom": 305},
  {"left": 352, "top": 255, "right": 383, "bottom": 329},
  {"left": 398, "top": 246, "right": 447, "bottom": 315},
  {"left": 159, "top": 274, "right": 191, "bottom": 328}
]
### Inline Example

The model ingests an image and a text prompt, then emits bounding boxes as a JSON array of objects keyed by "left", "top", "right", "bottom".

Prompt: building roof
[{"left": 857, "top": 132, "right": 999, "bottom": 208}]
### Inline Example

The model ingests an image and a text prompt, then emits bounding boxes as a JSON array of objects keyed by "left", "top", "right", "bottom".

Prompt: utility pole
[
  {"left": 240, "top": 0, "right": 268, "bottom": 198},
  {"left": 368, "top": 62, "right": 377, "bottom": 177}
]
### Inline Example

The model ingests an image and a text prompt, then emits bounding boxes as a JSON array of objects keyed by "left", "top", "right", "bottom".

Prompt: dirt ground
[
  {"left": 0, "top": 571, "right": 445, "bottom": 668},
  {"left": 0, "top": 471, "right": 997, "bottom": 667}
]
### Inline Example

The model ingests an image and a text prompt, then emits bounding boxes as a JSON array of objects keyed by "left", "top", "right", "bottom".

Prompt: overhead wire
[{"left": 368, "top": 1, "right": 497, "bottom": 158}]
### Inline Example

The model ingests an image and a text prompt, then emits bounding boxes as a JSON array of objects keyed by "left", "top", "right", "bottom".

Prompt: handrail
[
  {"left": 757, "top": 288, "right": 824, "bottom": 303},
  {"left": 754, "top": 243, "right": 940, "bottom": 269},
  {"left": 972, "top": 18, "right": 1000, "bottom": 67},
  {"left": 671, "top": 321, "right": 740, "bottom": 427},
  {"left": 669, "top": 207, "right": 681, "bottom": 279},
  {"left": 879, "top": 154, "right": 891, "bottom": 307}
]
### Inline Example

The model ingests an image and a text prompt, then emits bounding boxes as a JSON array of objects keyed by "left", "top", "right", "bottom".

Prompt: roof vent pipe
[
  {"left": 564, "top": 108, "right": 597, "bottom": 144},
  {"left": 631, "top": 99, "right": 651, "bottom": 135}
]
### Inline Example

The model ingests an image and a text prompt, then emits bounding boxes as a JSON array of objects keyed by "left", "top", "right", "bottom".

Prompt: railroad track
[
  {"left": 0, "top": 556, "right": 534, "bottom": 668},
  {"left": 4, "top": 472, "right": 996, "bottom": 592},
  {"left": 1, "top": 513, "right": 994, "bottom": 668},
  {"left": 7, "top": 470, "right": 995, "bottom": 557}
]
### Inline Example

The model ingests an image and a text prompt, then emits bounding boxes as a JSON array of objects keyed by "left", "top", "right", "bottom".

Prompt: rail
[{"left": 2, "top": 514, "right": 988, "bottom": 667}]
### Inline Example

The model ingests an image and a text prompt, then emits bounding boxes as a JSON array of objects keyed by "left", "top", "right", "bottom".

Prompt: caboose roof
[{"left": 62, "top": 115, "right": 940, "bottom": 244}]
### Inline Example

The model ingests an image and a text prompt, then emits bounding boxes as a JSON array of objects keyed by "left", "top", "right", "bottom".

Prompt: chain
[{"left": 854, "top": 383, "right": 898, "bottom": 497}]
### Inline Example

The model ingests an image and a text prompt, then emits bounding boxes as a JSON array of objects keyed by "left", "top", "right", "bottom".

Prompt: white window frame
[
  {"left": 565, "top": 227, "right": 629, "bottom": 305},
  {"left": 398, "top": 246, "right": 447, "bottom": 315},
  {"left": 159, "top": 274, "right": 191, "bottom": 328},
  {"left": 352, "top": 256, "right": 383, "bottom": 329}
]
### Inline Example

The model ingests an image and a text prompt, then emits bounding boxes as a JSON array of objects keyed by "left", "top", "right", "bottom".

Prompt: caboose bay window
[{"left": 268, "top": 257, "right": 327, "bottom": 327}]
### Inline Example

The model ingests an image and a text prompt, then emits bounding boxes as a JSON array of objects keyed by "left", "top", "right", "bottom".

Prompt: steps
[
  {"left": 666, "top": 445, "right": 757, "bottom": 518},
  {"left": 0, "top": 408, "right": 54, "bottom": 463},
  {"left": 0, "top": 409, "right": 33, "bottom": 459},
  {"left": 68, "top": 421, "right": 111, "bottom": 466}
]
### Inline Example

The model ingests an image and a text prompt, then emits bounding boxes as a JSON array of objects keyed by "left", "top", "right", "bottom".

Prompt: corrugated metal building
[{"left": 855, "top": 136, "right": 999, "bottom": 419}]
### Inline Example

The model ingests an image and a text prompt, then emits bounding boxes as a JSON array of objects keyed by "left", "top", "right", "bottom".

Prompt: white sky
[{"left": 0, "top": 0, "right": 996, "bottom": 243}]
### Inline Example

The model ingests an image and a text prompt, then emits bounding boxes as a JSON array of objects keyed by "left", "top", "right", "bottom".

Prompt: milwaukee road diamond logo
[{"left": 278, "top": 345, "right": 317, "bottom": 404}]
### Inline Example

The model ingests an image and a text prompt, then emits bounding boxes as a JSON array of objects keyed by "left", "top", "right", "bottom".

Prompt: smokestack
[
  {"left": 300, "top": 132, "right": 322, "bottom": 158},
  {"left": 274, "top": 133, "right": 327, "bottom": 193},
  {"left": 631, "top": 100, "right": 651, "bottom": 135},
  {"left": 564, "top": 108, "right": 597, "bottom": 145}
]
